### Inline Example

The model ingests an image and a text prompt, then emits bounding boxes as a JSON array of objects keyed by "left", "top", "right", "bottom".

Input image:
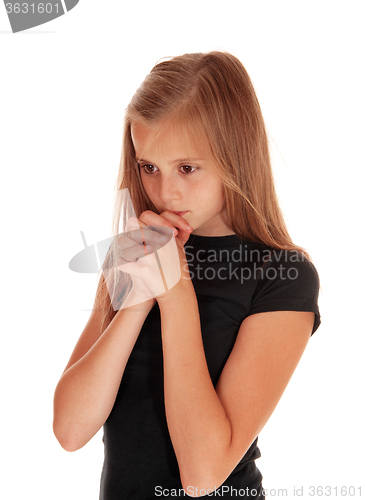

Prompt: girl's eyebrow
[
  {"left": 137, "top": 157, "right": 204, "bottom": 164},
  {"left": 172, "top": 158, "right": 204, "bottom": 164}
]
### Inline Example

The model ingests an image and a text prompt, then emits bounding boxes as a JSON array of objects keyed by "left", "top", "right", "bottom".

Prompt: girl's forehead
[{"left": 131, "top": 119, "right": 210, "bottom": 159}]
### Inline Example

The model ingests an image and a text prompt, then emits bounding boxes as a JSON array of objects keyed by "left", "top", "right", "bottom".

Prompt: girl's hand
[{"left": 117, "top": 211, "right": 193, "bottom": 300}]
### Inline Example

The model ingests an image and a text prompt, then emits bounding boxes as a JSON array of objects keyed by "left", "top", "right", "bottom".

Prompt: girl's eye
[
  {"left": 180, "top": 165, "right": 197, "bottom": 174},
  {"left": 140, "top": 164, "right": 158, "bottom": 174}
]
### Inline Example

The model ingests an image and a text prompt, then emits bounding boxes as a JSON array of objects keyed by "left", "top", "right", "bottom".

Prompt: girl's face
[{"left": 131, "top": 120, "right": 235, "bottom": 237}]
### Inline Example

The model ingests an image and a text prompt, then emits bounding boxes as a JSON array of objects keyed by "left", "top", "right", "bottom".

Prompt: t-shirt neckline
[{"left": 186, "top": 233, "right": 255, "bottom": 248}]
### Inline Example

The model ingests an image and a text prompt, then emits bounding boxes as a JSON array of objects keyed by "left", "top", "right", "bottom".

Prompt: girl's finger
[
  {"left": 139, "top": 210, "right": 179, "bottom": 236},
  {"left": 139, "top": 210, "right": 193, "bottom": 243},
  {"left": 117, "top": 233, "right": 139, "bottom": 250},
  {"left": 158, "top": 211, "right": 193, "bottom": 233},
  {"left": 125, "top": 216, "right": 144, "bottom": 234},
  {"left": 158, "top": 213, "right": 192, "bottom": 245},
  {"left": 125, "top": 214, "right": 173, "bottom": 245},
  {"left": 125, "top": 227, "right": 172, "bottom": 246},
  {"left": 118, "top": 243, "right": 154, "bottom": 264}
]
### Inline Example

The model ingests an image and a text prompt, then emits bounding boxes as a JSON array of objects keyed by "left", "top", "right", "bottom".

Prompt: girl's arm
[
  {"left": 53, "top": 281, "right": 154, "bottom": 452},
  {"left": 53, "top": 211, "right": 186, "bottom": 452},
  {"left": 157, "top": 277, "right": 314, "bottom": 495}
]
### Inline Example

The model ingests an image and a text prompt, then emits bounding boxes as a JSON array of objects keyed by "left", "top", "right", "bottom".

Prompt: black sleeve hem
[{"left": 247, "top": 297, "right": 321, "bottom": 336}]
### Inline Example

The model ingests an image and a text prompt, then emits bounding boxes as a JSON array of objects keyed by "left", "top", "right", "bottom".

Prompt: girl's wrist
[
  {"left": 121, "top": 288, "right": 156, "bottom": 311},
  {"left": 156, "top": 275, "right": 195, "bottom": 305}
]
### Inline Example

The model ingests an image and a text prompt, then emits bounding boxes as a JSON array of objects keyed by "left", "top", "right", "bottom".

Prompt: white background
[{"left": 1, "top": 1, "right": 364, "bottom": 499}]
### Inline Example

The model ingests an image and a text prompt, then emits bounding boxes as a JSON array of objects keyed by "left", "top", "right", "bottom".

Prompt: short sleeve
[{"left": 248, "top": 249, "right": 321, "bottom": 335}]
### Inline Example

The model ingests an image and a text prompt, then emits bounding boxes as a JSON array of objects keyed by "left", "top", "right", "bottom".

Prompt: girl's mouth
[{"left": 172, "top": 211, "right": 188, "bottom": 216}]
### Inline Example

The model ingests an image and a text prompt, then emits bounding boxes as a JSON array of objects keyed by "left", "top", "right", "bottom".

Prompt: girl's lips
[{"left": 172, "top": 211, "right": 188, "bottom": 216}]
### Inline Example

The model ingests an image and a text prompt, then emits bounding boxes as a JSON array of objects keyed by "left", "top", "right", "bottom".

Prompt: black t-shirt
[{"left": 100, "top": 234, "right": 321, "bottom": 499}]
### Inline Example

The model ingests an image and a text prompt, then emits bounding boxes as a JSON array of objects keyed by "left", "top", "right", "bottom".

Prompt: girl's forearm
[
  {"left": 53, "top": 300, "right": 152, "bottom": 452},
  {"left": 157, "top": 282, "right": 232, "bottom": 490}
]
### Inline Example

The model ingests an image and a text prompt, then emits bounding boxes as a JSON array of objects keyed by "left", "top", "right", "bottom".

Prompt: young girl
[{"left": 53, "top": 52, "right": 321, "bottom": 499}]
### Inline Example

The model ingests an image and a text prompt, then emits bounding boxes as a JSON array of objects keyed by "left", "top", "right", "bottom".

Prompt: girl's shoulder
[{"left": 246, "top": 245, "right": 321, "bottom": 335}]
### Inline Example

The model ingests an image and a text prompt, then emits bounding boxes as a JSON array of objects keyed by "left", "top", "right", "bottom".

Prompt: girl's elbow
[
  {"left": 53, "top": 419, "right": 87, "bottom": 452},
  {"left": 179, "top": 452, "right": 237, "bottom": 496},
  {"left": 181, "top": 479, "right": 224, "bottom": 498},
  {"left": 180, "top": 470, "right": 225, "bottom": 497},
  {"left": 56, "top": 437, "right": 80, "bottom": 453}
]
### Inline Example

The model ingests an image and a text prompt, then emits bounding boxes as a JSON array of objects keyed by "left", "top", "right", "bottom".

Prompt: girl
[{"left": 53, "top": 52, "right": 321, "bottom": 499}]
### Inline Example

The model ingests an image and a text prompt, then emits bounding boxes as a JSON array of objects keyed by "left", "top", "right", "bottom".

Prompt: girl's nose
[{"left": 158, "top": 175, "right": 181, "bottom": 203}]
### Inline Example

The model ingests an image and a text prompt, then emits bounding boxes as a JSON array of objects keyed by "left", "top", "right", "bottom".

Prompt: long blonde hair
[{"left": 95, "top": 51, "right": 309, "bottom": 332}]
